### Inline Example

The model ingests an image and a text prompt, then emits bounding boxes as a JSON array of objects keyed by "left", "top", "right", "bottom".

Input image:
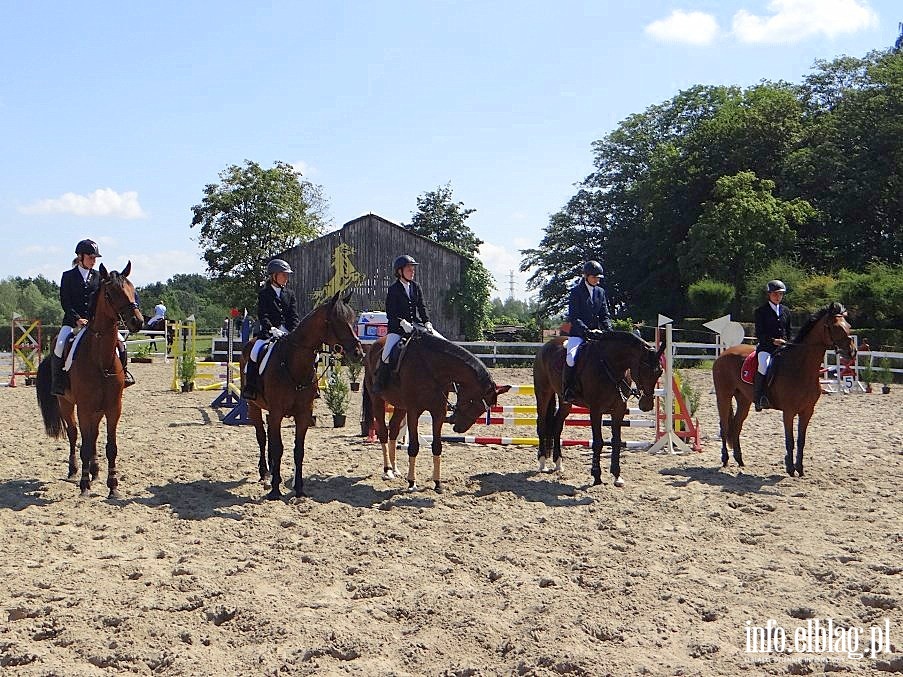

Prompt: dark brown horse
[
  {"left": 362, "top": 330, "right": 510, "bottom": 492},
  {"left": 533, "top": 332, "right": 665, "bottom": 487},
  {"left": 241, "top": 293, "right": 363, "bottom": 500},
  {"left": 712, "top": 302, "right": 856, "bottom": 476},
  {"left": 36, "top": 263, "right": 144, "bottom": 497}
]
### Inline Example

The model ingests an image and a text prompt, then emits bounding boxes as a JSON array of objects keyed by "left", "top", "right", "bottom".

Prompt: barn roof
[{"left": 307, "top": 213, "right": 469, "bottom": 260}]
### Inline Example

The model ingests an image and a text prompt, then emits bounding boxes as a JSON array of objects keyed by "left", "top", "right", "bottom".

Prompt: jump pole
[{"left": 648, "top": 315, "right": 691, "bottom": 454}]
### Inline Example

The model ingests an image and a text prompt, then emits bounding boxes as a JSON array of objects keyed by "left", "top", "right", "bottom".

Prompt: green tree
[
  {"left": 520, "top": 189, "right": 607, "bottom": 316},
  {"left": 190, "top": 160, "right": 329, "bottom": 310},
  {"left": 405, "top": 184, "right": 492, "bottom": 339},
  {"left": 678, "top": 171, "right": 813, "bottom": 313},
  {"left": 403, "top": 183, "right": 482, "bottom": 255}
]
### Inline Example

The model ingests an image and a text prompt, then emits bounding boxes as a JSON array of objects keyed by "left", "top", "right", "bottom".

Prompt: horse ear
[
  {"left": 99, "top": 262, "right": 109, "bottom": 279},
  {"left": 343, "top": 291, "right": 353, "bottom": 305},
  {"left": 330, "top": 291, "right": 341, "bottom": 305},
  {"left": 496, "top": 384, "right": 512, "bottom": 395},
  {"left": 656, "top": 343, "right": 666, "bottom": 360},
  {"left": 121, "top": 261, "right": 131, "bottom": 278}
]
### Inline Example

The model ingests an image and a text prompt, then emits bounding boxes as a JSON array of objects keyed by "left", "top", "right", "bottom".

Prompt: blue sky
[{"left": 1, "top": 0, "right": 898, "bottom": 300}]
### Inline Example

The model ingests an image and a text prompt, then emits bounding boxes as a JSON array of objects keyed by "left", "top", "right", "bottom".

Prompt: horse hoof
[
  {"left": 265, "top": 489, "right": 282, "bottom": 501},
  {"left": 613, "top": 476, "right": 625, "bottom": 488},
  {"left": 382, "top": 468, "right": 395, "bottom": 480},
  {"left": 108, "top": 489, "right": 121, "bottom": 500},
  {"left": 434, "top": 481, "right": 443, "bottom": 493},
  {"left": 80, "top": 489, "right": 90, "bottom": 498},
  {"left": 406, "top": 483, "right": 418, "bottom": 493},
  {"left": 795, "top": 465, "right": 804, "bottom": 477}
]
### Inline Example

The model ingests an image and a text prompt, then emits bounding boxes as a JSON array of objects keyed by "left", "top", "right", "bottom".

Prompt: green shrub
[
  {"left": 323, "top": 369, "right": 350, "bottom": 415},
  {"left": 687, "top": 279, "right": 734, "bottom": 318}
]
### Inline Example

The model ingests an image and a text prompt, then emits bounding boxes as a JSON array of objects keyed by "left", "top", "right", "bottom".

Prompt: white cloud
[
  {"left": 119, "top": 249, "right": 206, "bottom": 287},
  {"left": 291, "top": 160, "right": 317, "bottom": 177},
  {"left": 732, "top": 0, "right": 878, "bottom": 44},
  {"left": 645, "top": 10, "right": 720, "bottom": 46},
  {"left": 479, "top": 241, "right": 533, "bottom": 301},
  {"left": 19, "top": 188, "right": 147, "bottom": 219}
]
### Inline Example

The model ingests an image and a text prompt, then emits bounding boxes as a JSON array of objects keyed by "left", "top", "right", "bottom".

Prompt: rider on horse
[
  {"left": 562, "top": 260, "right": 613, "bottom": 403},
  {"left": 373, "top": 254, "right": 442, "bottom": 394},
  {"left": 241, "top": 258, "right": 300, "bottom": 400},
  {"left": 753, "top": 279, "right": 791, "bottom": 411},
  {"left": 51, "top": 239, "right": 135, "bottom": 395}
]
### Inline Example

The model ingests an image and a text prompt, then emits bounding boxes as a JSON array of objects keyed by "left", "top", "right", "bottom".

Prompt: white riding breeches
[
  {"left": 250, "top": 338, "right": 266, "bottom": 362},
  {"left": 54, "top": 326, "right": 74, "bottom": 358},
  {"left": 382, "top": 333, "right": 402, "bottom": 363},
  {"left": 565, "top": 336, "right": 584, "bottom": 367},
  {"left": 757, "top": 351, "right": 771, "bottom": 375}
]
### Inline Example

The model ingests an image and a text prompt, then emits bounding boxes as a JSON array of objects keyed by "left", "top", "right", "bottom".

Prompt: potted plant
[
  {"left": 131, "top": 342, "right": 153, "bottom": 363},
  {"left": 323, "top": 369, "right": 350, "bottom": 427},
  {"left": 877, "top": 357, "right": 893, "bottom": 395},
  {"left": 860, "top": 360, "right": 875, "bottom": 393},
  {"left": 346, "top": 357, "right": 363, "bottom": 393},
  {"left": 177, "top": 347, "right": 196, "bottom": 392}
]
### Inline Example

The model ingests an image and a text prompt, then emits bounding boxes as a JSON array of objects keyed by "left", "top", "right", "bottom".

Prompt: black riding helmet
[
  {"left": 393, "top": 254, "right": 419, "bottom": 277},
  {"left": 582, "top": 260, "right": 603, "bottom": 276},
  {"left": 765, "top": 279, "right": 787, "bottom": 293},
  {"left": 75, "top": 239, "right": 102, "bottom": 257},
  {"left": 266, "top": 258, "right": 293, "bottom": 275}
]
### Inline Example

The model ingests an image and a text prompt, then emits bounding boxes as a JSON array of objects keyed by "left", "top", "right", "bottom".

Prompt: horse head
[
  {"left": 824, "top": 302, "right": 856, "bottom": 362},
  {"left": 98, "top": 262, "right": 143, "bottom": 333},
  {"left": 324, "top": 292, "right": 363, "bottom": 361},
  {"left": 451, "top": 382, "right": 511, "bottom": 433},
  {"left": 632, "top": 340, "right": 665, "bottom": 412}
]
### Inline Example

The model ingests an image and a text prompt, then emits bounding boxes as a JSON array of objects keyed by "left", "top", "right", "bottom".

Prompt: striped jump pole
[{"left": 418, "top": 434, "right": 649, "bottom": 449}]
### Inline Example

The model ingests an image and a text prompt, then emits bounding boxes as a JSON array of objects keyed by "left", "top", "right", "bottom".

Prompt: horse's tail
[
  {"left": 35, "top": 356, "right": 65, "bottom": 438},
  {"left": 360, "top": 384, "right": 373, "bottom": 437}
]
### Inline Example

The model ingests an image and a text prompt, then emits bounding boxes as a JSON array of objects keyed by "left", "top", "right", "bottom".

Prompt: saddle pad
[
  {"left": 258, "top": 340, "right": 278, "bottom": 376},
  {"left": 741, "top": 351, "right": 757, "bottom": 385},
  {"left": 63, "top": 329, "right": 88, "bottom": 372}
]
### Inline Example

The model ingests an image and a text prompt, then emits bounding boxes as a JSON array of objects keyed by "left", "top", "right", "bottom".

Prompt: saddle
[
  {"left": 741, "top": 350, "right": 780, "bottom": 386},
  {"left": 388, "top": 328, "right": 424, "bottom": 374}
]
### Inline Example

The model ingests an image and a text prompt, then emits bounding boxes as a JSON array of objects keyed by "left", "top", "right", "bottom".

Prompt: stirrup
[{"left": 123, "top": 370, "right": 136, "bottom": 388}]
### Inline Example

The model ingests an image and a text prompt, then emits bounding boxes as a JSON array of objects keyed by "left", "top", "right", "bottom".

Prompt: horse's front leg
[
  {"left": 589, "top": 408, "right": 604, "bottom": 486},
  {"left": 291, "top": 410, "right": 312, "bottom": 499},
  {"left": 783, "top": 410, "right": 797, "bottom": 476},
  {"left": 77, "top": 413, "right": 101, "bottom": 497},
  {"left": 250, "top": 404, "right": 269, "bottom": 485},
  {"left": 105, "top": 410, "right": 122, "bottom": 499},
  {"left": 609, "top": 415, "right": 625, "bottom": 488},
  {"left": 384, "top": 407, "right": 405, "bottom": 479},
  {"left": 405, "top": 410, "right": 422, "bottom": 492},
  {"left": 60, "top": 400, "right": 78, "bottom": 480},
  {"left": 732, "top": 396, "right": 751, "bottom": 468},
  {"left": 265, "top": 413, "right": 286, "bottom": 500},
  {"left": 794, "top": 407, "right": 814, "bottom": 477},
  {"left": 552, "top": 402, "right": 570, "bottom": 473},
  {"left": 430, "top": 408, "right": 444, "bottom": 493}
]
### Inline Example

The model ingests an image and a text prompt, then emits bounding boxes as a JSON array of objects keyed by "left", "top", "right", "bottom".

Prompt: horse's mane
[
  {"left": 597, "top": 330, "right": 655, "bottom": 353},
  {"left": 417, "top": 332, "right": 494, "bottom": 387},
  {"left": 792, "top": 302, "right": 846, "bottom": 343}
]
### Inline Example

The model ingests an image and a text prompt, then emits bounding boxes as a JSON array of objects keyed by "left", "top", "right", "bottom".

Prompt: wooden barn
[{"left": 277, "top": 214, "right": 468, "bottom": 340}]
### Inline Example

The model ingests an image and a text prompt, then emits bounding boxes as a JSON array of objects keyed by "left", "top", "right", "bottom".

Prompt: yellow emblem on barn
[{"left": 311, "top": 242, "right": 365, "bottom": 306}]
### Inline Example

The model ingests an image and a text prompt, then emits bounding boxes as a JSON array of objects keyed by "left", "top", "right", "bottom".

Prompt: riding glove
[{"left": 399, "top": 319, "right": 414, "bottom": 334}]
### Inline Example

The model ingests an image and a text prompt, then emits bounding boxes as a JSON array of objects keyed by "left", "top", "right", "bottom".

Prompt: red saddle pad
[{"left": 741, "top": 351, "right": 757, "bottom": 385}]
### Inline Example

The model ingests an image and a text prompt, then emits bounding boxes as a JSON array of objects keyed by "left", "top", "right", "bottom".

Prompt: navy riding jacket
[
  {"left": 385, "top": 279, "right": 430, "bottom": 335},
  {"left": 566, "top": 281, "right": 613, "bottom": 338},
  {"left": 256, "top": 285, "right": 300, "bottom": 338},
  {"left": 754, "top": 302, "right": 791, "bottom": 354},
  {"left": 60, "top": 267, "right": 100, "bottom": 327}
]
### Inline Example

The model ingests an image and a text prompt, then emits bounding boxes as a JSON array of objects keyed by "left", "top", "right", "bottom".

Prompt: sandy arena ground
[{"left": 0, "top": 360, "right": 901, "bottom": 676}]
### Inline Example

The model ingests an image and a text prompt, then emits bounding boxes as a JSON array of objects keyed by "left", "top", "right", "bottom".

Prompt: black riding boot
[
  {"left": 50, "top": 354, "right": 68, "bottom": 396},
  {"left": 561, "top": 363, "right": 578, "bottom": 403},
  {"left": 373, "top": 361, "right": 391, "bottom": 394},
  {"left": 753, "top": 372, "right": 768, "bottom": 412},
  {"left": 242, "top": 360, "right": 259, "bottom": 400},
  {"left": 119, "top": 343, "right": 135, "bottom": 388}
]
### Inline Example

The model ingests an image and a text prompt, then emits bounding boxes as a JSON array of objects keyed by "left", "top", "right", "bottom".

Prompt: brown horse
[
  {"left": 712, "top": 302, "right": 856, "bottom": 476},
  {"left": 36, "top": 263, "right": 144, "bottom": 497},
  {"left": 362, "top": 330, "right": 510, "bottom": 492},
  {"left": 241, "top": 293, "right": 363, "bottom": 500},
  {"left": 533, "top": 332, "right": 665, "bottom": 487}
]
